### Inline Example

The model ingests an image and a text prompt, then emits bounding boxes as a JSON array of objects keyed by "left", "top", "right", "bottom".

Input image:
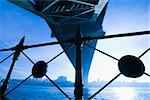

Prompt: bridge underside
[{"left": 9, "top": 0, "right": 108, "bottom": 85}]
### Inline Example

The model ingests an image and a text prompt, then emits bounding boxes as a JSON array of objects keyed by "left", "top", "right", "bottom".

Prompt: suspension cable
[
  {"left": 144, "top": 72, "right": 150, "bottom": 77},
  {"left": 4, "top": 74, "right": 32, "bottom": 97},
  {"left": 138, "top": 48, "right": 150, "bottom": 58},
  {"left": 47, "top": 44, "right": 74, "bottom": 64},
  {"left": 22, "top": 51, "right": 35, "bottom": 64},
  {"left": 45, "top": 74, "right": 71, "bottom": 100},
  {"left": 0, "top": 52, "right": 15, "bottom": 64},
  {"left": 84, "top": 43, "right": 119, "bottom": 61},
  {"left": 89, "top": 73, "right": 121, "bottom": 100}
]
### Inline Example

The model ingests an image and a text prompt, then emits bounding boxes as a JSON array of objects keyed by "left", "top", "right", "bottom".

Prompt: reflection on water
[
  {"left": 88, "top": 87, "right": 150, "bottom": 100},
  {"left": 83, "top": 88, "right": 89, "bottom": 100},
  {"left": 112, "top": 87, "right": 137, "bottom": 100},
  {"left": 6, "top": 86, "right": 150, "bottom": 100}
]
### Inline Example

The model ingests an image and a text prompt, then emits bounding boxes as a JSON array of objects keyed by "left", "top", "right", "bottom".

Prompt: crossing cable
[
  {"left": 138, "top": 48, "right": 150, "bottom": 77},
  {"left": 22, "top": 51, "right": 35, "bottom": 64},
  {"left": 138, "top": 48, "right": 150, "bottom": 58},
  {"left": 2, "top": 44, "right": 74, "bottom": 99},
  {"left": 4, "top": 74, "right": 32, "bottom": 97},
  {"left": 87, "top": 44, "right": 150, "bottom": 99},
  {"left": 144, "top": 72, "right": 150, "bottom": 77},
  {"left": 21, "top": 44, "right": 74, "bottom": 65},
  {"left": 88, "top": 47, "right": 150, "bottom": 99},
  {"left": 0, "top": 52, "right": 15, "bottom": 64},
  {"left": 84, "top": 43, "right": 119, "bottom": 61},
  {"left": 47, "top": 44, "right": 74, "bottom": 64},
  {"left": 45, "top": 74, "right": 71, "bottom": 100},
  {"left": 89, "top": 73, "right": 121, "bottom": 99}
]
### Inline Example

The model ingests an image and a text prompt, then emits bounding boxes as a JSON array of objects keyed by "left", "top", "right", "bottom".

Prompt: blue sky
[{"left": 0, "top": 0, "right": 150, "bottom": 82}]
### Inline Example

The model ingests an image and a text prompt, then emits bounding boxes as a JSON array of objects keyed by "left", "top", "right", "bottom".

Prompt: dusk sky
[{"left": 0, "top": 0, "right": 149, "bottom": 83}]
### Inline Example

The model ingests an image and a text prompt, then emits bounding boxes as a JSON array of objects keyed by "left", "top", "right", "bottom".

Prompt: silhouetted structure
[{"left": 0, "top": 0, "right": 149, "bottom": 99}]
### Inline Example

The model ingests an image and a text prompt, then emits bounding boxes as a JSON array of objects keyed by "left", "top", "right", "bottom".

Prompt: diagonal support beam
[
  {"left": 144, "top": 72, "right": 150, "bottom": 77},
  {"left": 47, "top": 44, "right": 73, "bottom": 64},
  {"left": 3, "top": 74, "right": 32, "bottom": 97},
  {"left": 58, "top": 8, "right": 94, "bottom": 23},
  {"left": 0, "top": 52, "right": 15, "bottom": 64},
  {"left": 42, "top": 0, "right": 59, "bottom": 12},
  {"left": 45, "top": 74, "right": 71, "bottom": 100},
  {"left": 22, "top": 51, "right": 35, "bottom": 64},
  {"left": 138, "top": 48, "right": 150, "bottom": 58},
  {"left": 89, "top": 73, "right": 121, "bottom": 99},
  {"left": 84, "top": 43, "right": 119, "bottom": 61},
  {"left": 68, "top": 0, "right": 95, "bottom": 7}
]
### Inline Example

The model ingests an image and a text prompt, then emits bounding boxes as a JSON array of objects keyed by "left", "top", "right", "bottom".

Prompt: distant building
[
  {"left": 55, "top": 76, "right": 67, "bottom": 82},
  {"left": 54, "top": 76, "right": 73, "bottom": 87}
]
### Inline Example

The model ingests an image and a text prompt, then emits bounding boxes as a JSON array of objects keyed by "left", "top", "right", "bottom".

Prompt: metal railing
[{"left": 0, "top": 30, "right": 149, "bottom": 99}]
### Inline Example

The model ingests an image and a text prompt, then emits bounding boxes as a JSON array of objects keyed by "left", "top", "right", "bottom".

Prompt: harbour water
[{"left": 5, "top": 86, "right": 150, "bottom": 100}]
